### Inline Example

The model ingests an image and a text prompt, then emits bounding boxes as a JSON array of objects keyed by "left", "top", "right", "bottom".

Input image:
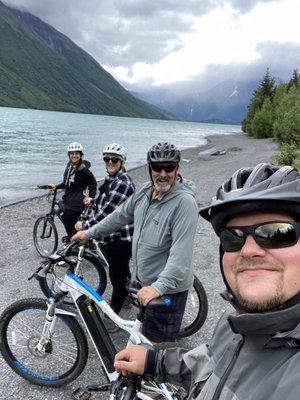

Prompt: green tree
[
  {"left": 242, "top": 68, "right": 276, "bottom": 134},
  {"left": 242, "top": 87, "right": 264, "bottom": 134},
  {"left": 273, "top": 87, "right": 300, "bottom": 146},
  {"left": 250, "top": 97, "right": 274, "bottom": 138},
  {"left": 287, "top": 69, "right": 299, "bottom": 92},
  {"left": 260, "top": 67, "right": 276, "bottom": 99}
]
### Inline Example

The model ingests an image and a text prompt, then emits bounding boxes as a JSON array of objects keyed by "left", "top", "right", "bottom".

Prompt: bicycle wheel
[
  {"left": 39, "top": 251, "right": 107, "bottom": 304},
  {"left": 177, "top": 276, "right": 208, "bottom": 339},
  {"left": 0, "top": 298, "right": 88, "bottom": 387},
  {"left": 33, "top": 216, "right": 58, "bottom": 258}
]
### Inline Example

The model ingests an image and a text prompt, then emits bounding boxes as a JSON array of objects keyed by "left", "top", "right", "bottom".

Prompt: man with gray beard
[
  {"left": 114, "top": 163, "right": 300, "bottom": 400},
  {"left": 72, "top": 142, "right": 198, "bottom": 342}
]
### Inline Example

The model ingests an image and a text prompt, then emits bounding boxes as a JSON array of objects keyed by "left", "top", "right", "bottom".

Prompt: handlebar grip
[
  {"left": 59, "top": 240, "right": 81, "bottom": 256},
  {"left": 37, "top": 184, "right": 51, "bottom": 189},
  {"left": 126, "top": 284, "right": 172, "bottom": 307},
  {"left": 126, "top": 283, "right": 141, "bottom": 295},
  {"left": 149, "top": 296, "right": 172, "bottom": 307},
  {"left": 29, "top": 262, "right": 52, "bottom": 281}
]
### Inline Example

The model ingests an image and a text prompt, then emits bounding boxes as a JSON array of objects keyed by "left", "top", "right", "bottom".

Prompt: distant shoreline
[
  {"left": 0, "top": 138, "right": 209, "bottom": 209},
  {"left": 0, "top": 132, "right": 277, "bottom": 210}
]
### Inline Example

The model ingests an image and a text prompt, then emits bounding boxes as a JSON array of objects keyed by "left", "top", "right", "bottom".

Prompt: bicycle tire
[
  {"left": 39, "top": 251, "right": 107, "bottom": 303},
  {"left": 33, "top": 216, "right": 58, "bottom": 258},
  {"left": 0, "top": 298, "right": 88, "bottom": 387},
  {"left": 176, "top": 275, "right": 208, "bottom": 339}
]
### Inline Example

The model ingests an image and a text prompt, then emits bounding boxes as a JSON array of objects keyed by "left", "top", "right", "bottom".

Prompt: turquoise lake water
[{"left": 0, "top": 106, "right": 241, "bottom": 205}]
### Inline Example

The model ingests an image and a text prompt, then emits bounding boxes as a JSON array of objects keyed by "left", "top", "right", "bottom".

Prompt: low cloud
[
  {"left": 4, "top": 0, "right": 280, "bottom": 68},
  {"left": 3, "top": 0, "right": 299, "bottom": 91}
]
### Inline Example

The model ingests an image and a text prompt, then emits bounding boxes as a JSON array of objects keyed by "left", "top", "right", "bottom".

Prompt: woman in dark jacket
[
  {"left": 75, "top": 143, "right": 135, "bottom": 331},
  {"left": 50, "top": 142, "right": 97, "bottom": 238}
]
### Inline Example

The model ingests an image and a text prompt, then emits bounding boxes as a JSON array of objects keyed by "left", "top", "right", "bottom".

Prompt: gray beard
[{"left": 154, "top": 182, "right": 171, "bottom": 193}]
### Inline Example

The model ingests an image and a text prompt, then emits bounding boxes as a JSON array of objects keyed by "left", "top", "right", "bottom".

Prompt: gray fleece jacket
[
  {"left": 156, "top": 299, "right": 300, "bottom": 399},
  {"left": 86, "top": 178, "right": 198, "bottom": 295}
]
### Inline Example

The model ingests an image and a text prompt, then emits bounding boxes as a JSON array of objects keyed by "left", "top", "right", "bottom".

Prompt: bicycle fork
[
  {"left": 41, "top": 216, "right": 53, "bottom": 239},
  {"left": 33, "top": 299, "right": 57, "bottom": 354},
  {"left": 34, "top": 299, "right": 76, "bottom": 355}
]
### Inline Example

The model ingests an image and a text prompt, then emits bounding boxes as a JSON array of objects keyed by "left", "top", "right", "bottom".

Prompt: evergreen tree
[
  {"left": 242, "top": 68, "right": 275, "bottom": 134},
  {"left": 250, "top": 97, "right": 274, "bottom": 138},
  {"left": 287, "top": 69, "right": 299, "bottom": 92},
  {"left": 259, "top": 68, "right": 276, "bottom": 99}
]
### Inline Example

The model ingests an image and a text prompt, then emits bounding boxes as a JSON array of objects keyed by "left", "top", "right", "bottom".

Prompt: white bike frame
[{"left": 40, "top": 268, "right": 174, "bottom": 400}]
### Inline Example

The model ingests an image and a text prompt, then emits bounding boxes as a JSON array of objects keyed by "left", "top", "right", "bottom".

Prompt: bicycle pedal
[
  {"left": 73, "top": 383, "right": 110, "bottom": 399},
  {"left": 72, "top": 388, "right": 91, "bottom": 400}
]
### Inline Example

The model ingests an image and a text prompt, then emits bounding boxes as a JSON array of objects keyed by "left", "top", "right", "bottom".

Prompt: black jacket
[{"left": 57, "top": 160, "right": 97, "bottom": 211}]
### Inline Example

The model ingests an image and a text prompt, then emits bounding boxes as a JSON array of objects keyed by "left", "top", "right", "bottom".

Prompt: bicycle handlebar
[
  {"left": 126, "top": 283, "right": 172, "bottom": 307},
  {"left": 28, "top": 241, "right": 82, "bottom": 282},
  {"left": 28, "top": 261, "right": 53, "bottom": 281},
  {"left": 37, "top": 184, "right": 53, "bottom": 190}
]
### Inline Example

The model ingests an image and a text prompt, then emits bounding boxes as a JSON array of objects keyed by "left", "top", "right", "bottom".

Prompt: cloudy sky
[{"left": 3, "top": 0, "right": 300, "bottom": 92}]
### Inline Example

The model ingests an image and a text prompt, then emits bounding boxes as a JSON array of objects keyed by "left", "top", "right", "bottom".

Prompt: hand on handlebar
[
  {"left": 83, "top": 196, "right": 93, "bottom": 206},
  {"left": 75, "top": 221, "right": 83, "bottom": 231},
  {"left": 48, "top": 184, "right": 57, "bottom": 190},
  {"left": 114, "top": 345, "right": 148, "bottom": 376},
  {"left": 71, "top": 230, "right": 89, "bottom": 244},
  {"left": 137, "top": 286, "right": 160, "bottom": 307}
]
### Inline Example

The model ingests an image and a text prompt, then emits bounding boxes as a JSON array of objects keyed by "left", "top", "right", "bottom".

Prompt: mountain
[
  {"left": 133, "top": 80, "right": 258, "bottom": 124},
  {"left": 0, "top": 1, "right": 172, "bottom": 119}
]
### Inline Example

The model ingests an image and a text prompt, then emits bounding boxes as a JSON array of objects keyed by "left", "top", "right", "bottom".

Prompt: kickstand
[{"left": 72, "top": 383, "right": 111, "bottom": 399}]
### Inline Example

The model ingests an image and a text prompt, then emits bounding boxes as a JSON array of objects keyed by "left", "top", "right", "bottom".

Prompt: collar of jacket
[
  {"left": 67, "top": 160, "right": 91, "bottom": 171},
  {"left": 105, "top": 168, "right": 125, "bottom": 182},
  {"left": 223, "top": 295, "right": 300, "bottom": 348}
]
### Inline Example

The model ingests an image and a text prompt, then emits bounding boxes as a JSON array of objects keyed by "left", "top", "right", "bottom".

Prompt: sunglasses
[
  {"left": 220, "top": 221, "right": 300, "bottom": 252},
  {"left": 103, "top": 157, "right": 121, "bottom": 164},
  {"left": 150, "top": 163, "right": 177, "bottom": 173}
]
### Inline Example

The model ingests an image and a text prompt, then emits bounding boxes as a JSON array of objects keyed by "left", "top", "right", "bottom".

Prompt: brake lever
[{"left": 28, "top": 266, "right": 43, "bottom": 281}]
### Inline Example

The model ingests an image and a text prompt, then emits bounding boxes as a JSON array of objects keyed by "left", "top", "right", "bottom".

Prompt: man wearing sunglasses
[
  {"left": 72, "top": 142, "right": 198, "bottom": 342},
  {"left": 114, "top": 163, "right": 300, "bottom": 400}
]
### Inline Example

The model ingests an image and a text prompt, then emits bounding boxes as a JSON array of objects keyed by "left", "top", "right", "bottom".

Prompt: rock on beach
[{"left": 0, "top": 133, "right": 278, "bottom": 400}]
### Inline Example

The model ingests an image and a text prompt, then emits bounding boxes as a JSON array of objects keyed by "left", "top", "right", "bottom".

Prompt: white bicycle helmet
[
  {"left": 102, "top": 143, "right": 127, "bottom": 160},
  {"left": 67, "top": 142, "right": 83, "bottom": 153}
]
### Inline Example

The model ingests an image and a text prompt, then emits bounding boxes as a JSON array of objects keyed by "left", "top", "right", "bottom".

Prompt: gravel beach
[{"left": 0, "top": 132, "right": 278, "bottom": 399}]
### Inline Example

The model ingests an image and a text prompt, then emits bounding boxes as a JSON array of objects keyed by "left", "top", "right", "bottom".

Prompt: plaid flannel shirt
[{"left": 83, "top": 169, "right": 135, "bottom": 244}]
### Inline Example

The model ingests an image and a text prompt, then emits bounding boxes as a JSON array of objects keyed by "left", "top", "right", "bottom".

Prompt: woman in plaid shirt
[{"left": 75, "top": 144, "right": 135, "bottom": 331}]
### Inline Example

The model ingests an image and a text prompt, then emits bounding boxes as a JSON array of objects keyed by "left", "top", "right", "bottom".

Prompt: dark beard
[{"left": 235, "top": 288, "right": 284, "bottom": 311}]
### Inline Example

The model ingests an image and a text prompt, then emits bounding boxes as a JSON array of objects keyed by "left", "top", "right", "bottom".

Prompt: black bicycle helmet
[
  {"left": 147, "top": 142, "right": 181, "bottom": 164},
  {"left": 200, "top": 163, "right": 300, "bottom": 234}
]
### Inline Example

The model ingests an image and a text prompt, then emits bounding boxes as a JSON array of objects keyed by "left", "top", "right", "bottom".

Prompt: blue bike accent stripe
[
  {"left": 67, "top": 272, "right": 103, "bottom": 301},
  {"left": 13, "top": 360, "right": 58, "bottom": 381}
]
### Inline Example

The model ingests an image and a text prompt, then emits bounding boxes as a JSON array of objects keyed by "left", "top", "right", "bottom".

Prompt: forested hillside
[{"left": 0, "top": 1, "right": 172, "bottom": 119}]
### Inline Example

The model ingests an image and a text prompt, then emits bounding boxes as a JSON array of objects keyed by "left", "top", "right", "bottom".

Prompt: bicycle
[
  {"left": 0, "top": 243, "right": 189, "bottom": 399},
  {"left": 33, "top": 185, "right": 65, "bottom": 257},
  {"left": 37, "top": 242, "right": 207, "bottom": 338},
  {"left": 33, "top": 196, "right": 108, "bottom": 302}
]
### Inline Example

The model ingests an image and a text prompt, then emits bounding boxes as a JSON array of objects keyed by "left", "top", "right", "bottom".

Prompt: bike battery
[{"left": 76, "top": 295, "right": 116, "bottom": 373}]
